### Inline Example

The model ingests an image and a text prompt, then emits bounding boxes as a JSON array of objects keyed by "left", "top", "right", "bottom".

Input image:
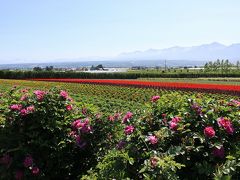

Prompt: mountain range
[
  {"left": 115, "top": 42, "right": 240, "bottom": 62},
  {"left": 0, "top": 42, "right": 240, "bottom": 69}
]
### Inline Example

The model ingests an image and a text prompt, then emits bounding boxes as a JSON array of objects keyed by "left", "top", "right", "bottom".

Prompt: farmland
[
  {"left": 0, "top": 78, "right": 240, "bottom": 179},
  {"left": 138, "top": 77, "right": 240, "bottom": 85}
]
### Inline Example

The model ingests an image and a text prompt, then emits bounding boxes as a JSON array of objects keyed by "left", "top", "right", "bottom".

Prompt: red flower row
[{"left": 28, "top": 79, "right": 240, "bottom": 96}]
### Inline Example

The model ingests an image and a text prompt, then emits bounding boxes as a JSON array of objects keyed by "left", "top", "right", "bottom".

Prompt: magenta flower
[
  {"left": 108, "top": 115, "right": 115, "bottom": 122},
  {"left": 15, "top": 170, "right": 24, "bottom": 180},
  {"left": 204, "top": 126, "right": 215, "bottom": 138},
  {"left": 20, "top": 109, "right": 28, "bottom": 116},
  {"left": 162, "top": 114, "right": 167, "bottom": 118},
  {"left": 151, "top": 95, "right": 160, "bottom": 102},
  {"left": 20, "top": 95, "right": 28, "bottom": 101},
  {"left": 26, "top": 105, "right": 35, "bottom": 113},
  {"left": 148, "top": 135, "right": 158, "bottom": 144},
  {"left": 82, "top": 108, "right": 87, "bottom": 115},
  {"left": 34, "top": 90, "right": 45, "bottom": 101},
  {"left": 72, "top": 119, "right": 92, "bottom": 133},
  {"left": 32, "top": 167, "right": 40, "bottom": 175},
  {"left": 95, "top": 113, "right": 102, "bottom": 119},
  {"left": 0, "top": 154, "right": 12, "bottom": 167},
  {"left": 225, "top": 126, "right": 234, "bottom": 135},
  {"left": 81, "top": 123, "right": 92, "bottom": 134},
  {"left": 72, "top": 119, "right": 84, "bottom": 129},
  {"left": 150, "top": 157, "right": 158, "bottom": 168},
  {"left": 60, "top": 90, "right": 68, "bottom": 99},
  {"left": 217, "top": 117, "right": 234, "bottom": 135},
  {"left": 169, "top": 121, "right": 178, "bottom": 130},
  {"left": 116, "top": 140, "right": 126, "bottom": 150},
  {"left": 114, "top": 112, "right": 121, "bottom": 119},
  {"left": 67, "top": 97, "right": 73, "bottom": 102},
  {"left": 122, "top": 111, "right": 133, "bottom": 123},
  {"left": 171, "top": 117, "right": 181, "bottom": 123},
  {"left": 231, "top": 100, "right": 240, "bottom": 106},
  {"left": 66, "top": 105, "right": 73, "bottom": 111},
  {"left": 21, "top": 89, "right": 28, "bottom": 93},
  {"left": 23, "top": 155, "right": 33, "bottom": 168},
  {"left": 191, "top": 103, "right": 202, "bottom": 115},
  {"left": 69, "top": 131, "right": 77, "bottom": 138},
  {"left": 10, "top": 104, "right": 22, "bottom": 111},
  {"left": 213, "top": 146, "right": 225, "bottom": 158},
  {"left": 124, "top": 125, "right": 135, "bottom": 135}
]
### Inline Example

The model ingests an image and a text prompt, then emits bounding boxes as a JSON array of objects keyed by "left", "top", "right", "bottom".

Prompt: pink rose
[
  {"left": 169, "top": 121, "right": 178, "bottom": 130},
  {"left": 171, "top": 117, "right": 181, "bottom": 123},
  {"left": 204, "top": 126, "right": 215, "bottom": 138},
  {"left": 122, "top": 112, "right": 133, "bottom": 123},
  {"left": 69, "top": 131, "right": 77, "bottom": 138},
  {"left": 21, "top": 89, "right": 28, "bottom": 93},
  {"left": 23, "top": 155, "right": 33, "bottom": 168},
  {"left": 66, "top": 105, "right": 73, "bottom": 111},
  {"left": 82, "top": 108, "right": 87, "bottom": 115},
  {"left": 116, "top": 140, "right": 126, "bottom": 150},
  {"left": 60, "top": 90, "right": 68, "bottom": 99},
  {"left": 32, "top": 167, "right": 40, "bottom": 175},
  {"left": 108, "top": 115, "right": 115, "bottom": 122},
  {"left": 95, "top": 113, "right": 102, "bottom": 119},
  {"left": 213, "top": 146, "right": 225, "bottom": 158},
  {"left": 231, "top": 100, "right": 240, "bottom": 106},
  {"left": 0, "top": 154, "right": 12, "bottom": 167},
  {"left": 124, "top": 125, "right": 135, "bottom": 135},
  {"left": 151, "top": 96, "right": 160, "bottom": 102},
  {"left": 148, "top": 135, "right": 158, "bottom": 144},
  {"left": 20, "top": 109, "right": 28, "bottom": 116},
  {"left": 20, "top": 95, "right": 28, "bottom": 101},
  {"left": 72, "top": 119, "right": 92, "bottom": 133},
  {"left": 10, "top": 104, "right": 22, "bottom": 111},
  {"left": 150, "top": 157, "right": 158, "bottom": 168},
  {"left": 162, "top": 114, "right": 167, "bottom": 118},
  {"left": 217, "top": 117, "right": 234, "bottom": 135},
  {"left": 15, "top": 170, "right": 24, "bottom": 180},
  {"left": 34, "top": 90, "right": 45, "bottom": 101},
  {"left": 114, "top": 112, "right": 121, "bottom": 120},
  {"left": 26, "top": 105, "right": 35, "bottom": 113}
]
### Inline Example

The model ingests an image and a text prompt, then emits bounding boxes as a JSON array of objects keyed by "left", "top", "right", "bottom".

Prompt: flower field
[
  {"left": 0, "top": 79, "right": 240, "bottom": 179},
  {"left": 31, "top": 78, "right": 240, "bottom": 96}
]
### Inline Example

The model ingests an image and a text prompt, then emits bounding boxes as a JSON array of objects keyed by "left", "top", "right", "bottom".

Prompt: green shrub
[{"left": 0, "top": 88, "right": 97, "bottom": 179}]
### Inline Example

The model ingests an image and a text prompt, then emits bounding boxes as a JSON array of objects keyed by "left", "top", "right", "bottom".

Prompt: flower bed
[
  {"left": 29, "top": 78, "right": 240, "bottom": 96},
  {"left": 0, "top": 86, "right": 240, "bottom": 179}
]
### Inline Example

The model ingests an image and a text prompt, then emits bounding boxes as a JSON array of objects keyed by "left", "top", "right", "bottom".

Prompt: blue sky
[{"left": 0, "top": 0, "right": 240, "bottom": 62}]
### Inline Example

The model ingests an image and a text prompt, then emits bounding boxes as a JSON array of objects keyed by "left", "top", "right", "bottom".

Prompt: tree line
[
  {"left": 0, "top": 70, "right": 240, "bottom": 80},
  {"left": 204, "top": 59, "right": 240, "bottom": 72}
]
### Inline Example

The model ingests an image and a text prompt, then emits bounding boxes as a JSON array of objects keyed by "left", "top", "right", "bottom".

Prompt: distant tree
[
  {"left": 33, "top": 67, "right": 42, "bottom": 71},
  {"left": 236, "top": 61, "right": 240, "bottom": 70},
  {"left": 90, "top": 64, "right": 104, "bottom": 70},
  {"left": 96, "top": 64, "right": 104, "bottom": 70},
  {"left": 220, "top": 59, "right": 224, "bottom": 73},
  {"left": 216, "top": 59, "right": 221, "bottom": 71},
  {"left": 45, "top": 66, "right": 54, "bottom": 71},
  {"left": 208, "top": 61, "right": 213, "bottom": 71},
  {"left": 204, "top": 62, "right": 210, "bottom": 72},
  {"left": 90, "top": 65, "right": 95, "bottom": 70}
]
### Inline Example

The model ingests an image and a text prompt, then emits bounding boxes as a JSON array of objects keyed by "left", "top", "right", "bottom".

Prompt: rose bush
[
  {"left": 83, "top": 93, "right": 240, "bottom": 179},
  {"left": 1, "top": 86, "right": 240, "bottom": 179},
  {"left": 0, "top": 87, "right": 104, "bottom": 179}
]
